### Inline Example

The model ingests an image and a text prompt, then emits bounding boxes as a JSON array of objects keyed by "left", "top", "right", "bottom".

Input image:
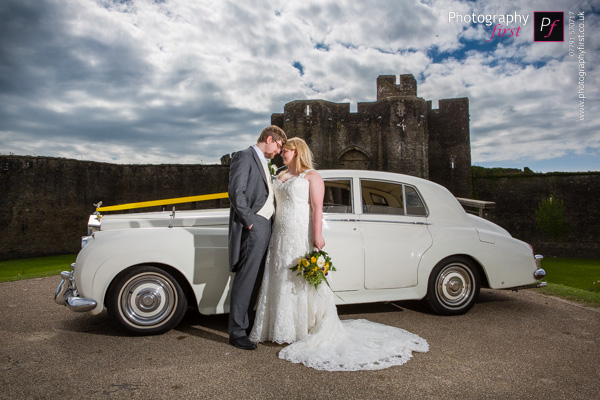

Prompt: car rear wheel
[
  {"left": 426, "top": 256, "right": 480, "bottom": 315},
  {"left": 107, "top": 266, "right": 187, "bottom": 335}
]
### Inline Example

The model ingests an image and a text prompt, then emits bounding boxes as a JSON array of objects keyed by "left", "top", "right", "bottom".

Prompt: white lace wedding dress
[{"left": 249, "top": 171, "right": 429, "bottom": 371}]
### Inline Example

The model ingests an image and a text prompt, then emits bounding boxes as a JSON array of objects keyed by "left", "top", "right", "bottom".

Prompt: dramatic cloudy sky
[{"left": 1, "top": 0, "right": 598, "bottom": 172}]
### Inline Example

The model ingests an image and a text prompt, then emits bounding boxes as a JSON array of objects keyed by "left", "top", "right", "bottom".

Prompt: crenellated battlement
[
  {"left": 272, "top": 74, "right": 472, "bottom": 197},
  {"left": 377, "top": 74, "right": 417, "bottom": 100}
]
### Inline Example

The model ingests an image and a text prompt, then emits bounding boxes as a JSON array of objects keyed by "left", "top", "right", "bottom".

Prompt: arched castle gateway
[{"left": 270, "top": 74, "right": 472, "bottom": 197}]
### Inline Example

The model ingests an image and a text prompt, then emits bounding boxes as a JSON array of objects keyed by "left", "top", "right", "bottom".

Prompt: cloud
[{"left": 0, "top": 0, "right": 598, "bottom": 172}]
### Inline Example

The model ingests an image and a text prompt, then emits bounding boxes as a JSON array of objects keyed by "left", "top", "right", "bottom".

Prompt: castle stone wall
[
  {"left": 272, "top": 74, "right": 471, "bottom": 194},
  {"left": 0, "top": 156, "right": 229, "bottom": 260},
  {"left": 427, "top": 98, "right": 472, "bottom": 197},
  {"left": 377, "top": 74, "right": 417, "bottom": 99},
  {"left": 273, "top": 95, "right": 429, "bottom": 178},
  {"left": 473, "top": 172, "right": 600, "bottom": 258},
  {"left": 1, "top": 155, "right": 598, "bottom": 260}
]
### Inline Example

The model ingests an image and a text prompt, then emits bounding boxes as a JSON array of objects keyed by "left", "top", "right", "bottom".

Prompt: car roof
[
  {"left": 318, "top": 169, "right": 438, "bottom": 188},
  {"left": 317, "top": 169, "right": 468, "bottom": 222}
]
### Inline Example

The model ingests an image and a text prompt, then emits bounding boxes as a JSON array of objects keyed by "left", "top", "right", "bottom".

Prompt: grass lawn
[
  {"left": 540, "top": 258, "right": 600, "bottom": 291},
  {"left": 538, "top": 257, "right": 600, "bottom": 308},
  {"left": 0, "top": 254, "right": 76, "bottom": 282},
  {"left": 1, "top": 255, "right": 599, "bottom": 309}
]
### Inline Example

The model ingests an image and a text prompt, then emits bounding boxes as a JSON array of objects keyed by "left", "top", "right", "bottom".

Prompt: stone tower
[
  {"left": 271, "top": 74, "right": 472, "bottom": 197},
  {"left": 427, "top": 98, "right": 472, "bottom": 198}
]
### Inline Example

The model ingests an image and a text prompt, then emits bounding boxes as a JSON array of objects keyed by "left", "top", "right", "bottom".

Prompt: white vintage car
[{"left": 55, "top": 170, "right": 545, "bottom": 335}]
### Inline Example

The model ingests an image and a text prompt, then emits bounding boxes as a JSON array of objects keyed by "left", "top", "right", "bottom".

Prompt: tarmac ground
[{"left": 1, "top": 276, "right": 599, "bottom": 399}]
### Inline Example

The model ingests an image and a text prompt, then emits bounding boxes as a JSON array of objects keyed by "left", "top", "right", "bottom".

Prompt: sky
[{"left": 0, "top": 0, "right": 598, "bottom": 172}]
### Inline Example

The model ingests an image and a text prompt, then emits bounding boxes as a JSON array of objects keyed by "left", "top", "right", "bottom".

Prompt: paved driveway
[{"left": 1, "top": 276, "right": 599, "bottom": 399}]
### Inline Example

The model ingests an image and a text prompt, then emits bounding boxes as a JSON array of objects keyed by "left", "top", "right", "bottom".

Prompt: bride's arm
[{"left": 306, "top": 171, "right": 325, "bottom": 250}]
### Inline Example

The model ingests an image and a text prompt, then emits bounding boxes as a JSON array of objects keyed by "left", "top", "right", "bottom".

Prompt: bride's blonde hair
[{"left": 284, "top": 137, "right": 314, "bottom": 173}]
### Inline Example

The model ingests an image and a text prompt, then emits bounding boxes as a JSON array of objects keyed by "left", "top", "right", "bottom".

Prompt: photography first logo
[
  {"left": 448, "top": 12, "right": 528, "bottom": 41},
  {"left": 448, "top": 11, "right": 567, "bottom": 43},
  {"left": 534, "top": 12, "right": 564, "bottom": 42}
]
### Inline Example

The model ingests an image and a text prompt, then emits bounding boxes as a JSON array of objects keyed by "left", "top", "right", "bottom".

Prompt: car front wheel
[
  {"left": 426, "top": 257, "right": 480, "bottom": 315},
  {"left": 107, "top": 266, "right": 187, "bottom": 335}
]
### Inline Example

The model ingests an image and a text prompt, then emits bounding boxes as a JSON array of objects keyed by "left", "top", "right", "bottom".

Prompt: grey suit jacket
[{"left": 228, "top": 147, "right": 270, "bottom": 272}]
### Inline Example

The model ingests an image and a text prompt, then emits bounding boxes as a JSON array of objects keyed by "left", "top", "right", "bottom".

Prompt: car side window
[
  {"left": 323, "top": 179, "right": 352, "bottom": 213},
  {"left": 361, "top": 179, "right": 405, "bottom": 215},
  {"left": 405, "top": 185, "right": 427, "bottom": 216},
  {"left": 360, "top": 180, "right": 427, "bottom": 216}
]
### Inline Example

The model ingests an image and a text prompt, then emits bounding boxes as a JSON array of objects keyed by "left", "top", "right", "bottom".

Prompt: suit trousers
[{"left": 228, "top": 216, "right": 271, "bottom": 339}]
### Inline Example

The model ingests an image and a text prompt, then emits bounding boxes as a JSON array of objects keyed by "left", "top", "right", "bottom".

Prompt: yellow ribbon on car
[{"left": 96, "top": 192, "right": 229, "bottom": 212}]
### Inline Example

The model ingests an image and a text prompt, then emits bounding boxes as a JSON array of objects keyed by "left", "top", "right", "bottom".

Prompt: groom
[{"left": 227, "top": 125, "right": 287, "bottom": 350}]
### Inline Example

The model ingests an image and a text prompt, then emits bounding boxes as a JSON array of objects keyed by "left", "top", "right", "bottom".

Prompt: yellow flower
[
  {"left": 325, "top": 262, "right": 329, "bottom": 268},
  {"left": 311, "top": 256, "right": 317, "bottom": 264},
  {"left": 302, "top": 259, "right": 309, "bottom": 267}
]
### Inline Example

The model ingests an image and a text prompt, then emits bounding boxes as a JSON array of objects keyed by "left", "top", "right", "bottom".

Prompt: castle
[
  {"left": 270, "top": 74, "right": 472, "bottom": 197},
  {"left": 3, "top": 73, "right": 599, "bottom": 260}
]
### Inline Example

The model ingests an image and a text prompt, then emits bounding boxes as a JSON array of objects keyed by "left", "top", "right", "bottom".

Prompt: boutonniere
[{"left": 267, "top": 160, "right": 278, "bottom": 176}]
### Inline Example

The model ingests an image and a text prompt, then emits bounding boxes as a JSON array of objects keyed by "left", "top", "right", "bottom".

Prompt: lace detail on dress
[
  {"left": 249, "top": 173, "right": 429, "bottom": 371},
  {"left": 249, "top": 175, "right": 314, "bottom": 344}
]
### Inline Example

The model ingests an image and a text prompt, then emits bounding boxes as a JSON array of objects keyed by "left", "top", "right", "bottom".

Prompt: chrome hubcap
[
  {"left": 120, "top": 273, "right": 177, "bottom": 327},
  {"left": 436, "top": 264, "right": 473, "bottom": 307},
  {"left": 137, "top": 289, "right": 161, "bottom": 311}
]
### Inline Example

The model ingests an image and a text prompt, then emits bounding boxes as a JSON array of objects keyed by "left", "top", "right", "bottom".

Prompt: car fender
[
  {"left": 467, "top": 231, "right": 538, "bottom": 288},
  {"left": 416, "top": 226, "right": 479, "bottom": 298},
  {"left": 76, "top": 227, "right": 229, "bottom": 315},
  {"left": 420, "top": 225, "right": 538, "bottom": 290}
]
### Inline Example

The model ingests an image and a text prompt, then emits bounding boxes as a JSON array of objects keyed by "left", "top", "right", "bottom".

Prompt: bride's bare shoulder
[{"left": 303, "top": 170, "right": 323, "bottom": 184}]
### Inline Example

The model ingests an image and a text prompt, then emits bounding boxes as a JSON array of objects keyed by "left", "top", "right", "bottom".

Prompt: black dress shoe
[{"left": 229, "top": 336, "right": 257, "bottom": 350}]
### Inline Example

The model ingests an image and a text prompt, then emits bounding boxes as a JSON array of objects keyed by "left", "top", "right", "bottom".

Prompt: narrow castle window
[{"left": 306, "top": 105, "right": 311, "bottom": 116}]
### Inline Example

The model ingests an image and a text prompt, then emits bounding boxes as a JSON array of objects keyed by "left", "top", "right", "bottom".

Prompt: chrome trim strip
[
  {"left": 361, "top": 219, "right": 431, "bottom": 225},
  {"left": 402, "top": 184, "right": 407, "bottom": 215},
  {"left": 506, "top": 282, "right": 548, "bottom": 291},
  {"left": 324, "top": 217, "right": 430, "bottom": 225}
]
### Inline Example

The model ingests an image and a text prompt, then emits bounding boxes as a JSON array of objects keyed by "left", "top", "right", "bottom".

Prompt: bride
[{"left": 249, "top": 137, "right": 429, "bottom": 371}]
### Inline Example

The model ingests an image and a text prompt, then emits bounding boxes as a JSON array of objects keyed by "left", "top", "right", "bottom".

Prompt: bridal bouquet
[{"left": 290, "top": 249, "right": 336, "bottom": 290}]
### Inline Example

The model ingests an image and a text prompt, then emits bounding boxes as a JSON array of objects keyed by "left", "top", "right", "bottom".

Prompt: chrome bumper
[
  {"left": 54, "top": 264, "right": 97, "bottom": 312},
  {"left": 534, "top": 254, "right": 546, "bottom": 280}
]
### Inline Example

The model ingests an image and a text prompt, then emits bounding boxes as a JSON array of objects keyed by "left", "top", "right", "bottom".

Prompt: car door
[
  {"left": 321, "top": 178, "right": 364, "bottom": 291},
  {"left": 359, "top": 179, "right": 432, "bottom": 289}
]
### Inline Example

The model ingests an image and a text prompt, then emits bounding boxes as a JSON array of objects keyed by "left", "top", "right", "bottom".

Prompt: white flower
[
  {"left": 269, "top": 163, "right": 278, "bottom": 175},
  {"left": 317, "top": 255, "right": 326, "bottom": 268}
]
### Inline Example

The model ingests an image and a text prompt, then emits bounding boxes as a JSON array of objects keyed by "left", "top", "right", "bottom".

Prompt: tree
[{"left": 535, "top": 193, "right": 567, "bottom": 240}]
